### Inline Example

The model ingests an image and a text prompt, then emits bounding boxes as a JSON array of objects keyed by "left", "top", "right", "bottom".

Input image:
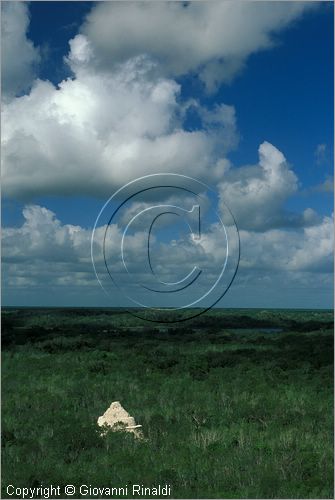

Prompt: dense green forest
[{"left": 2, "top": 308, "right": 333, "bottom": 498}]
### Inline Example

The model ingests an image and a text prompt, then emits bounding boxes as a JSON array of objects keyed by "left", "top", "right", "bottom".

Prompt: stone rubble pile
[{"left": 97, "top": 401, "right": 143, "bottom": 439}]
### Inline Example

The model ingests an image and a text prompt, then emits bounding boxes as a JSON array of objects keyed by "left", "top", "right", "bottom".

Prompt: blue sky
[{"left": 1, "top": 1, "right": 333, "bottom": 309}]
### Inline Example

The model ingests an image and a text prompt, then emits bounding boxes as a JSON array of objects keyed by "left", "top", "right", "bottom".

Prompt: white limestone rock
[{"left": 97, "top": 401, "right": 143, "bottom": 439}]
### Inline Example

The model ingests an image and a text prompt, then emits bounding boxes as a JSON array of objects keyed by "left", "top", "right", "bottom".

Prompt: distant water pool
[{"left": 229, "top": 328, "right": 283, "bottom": 334}]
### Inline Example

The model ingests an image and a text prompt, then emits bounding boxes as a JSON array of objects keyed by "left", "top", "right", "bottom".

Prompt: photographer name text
[{"left": 7, "top": 483, "right": 172, "bottom": 498}]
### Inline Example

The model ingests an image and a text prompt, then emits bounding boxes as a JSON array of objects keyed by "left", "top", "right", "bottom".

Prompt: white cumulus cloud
[
  {"left": 1, "top": 1, "right": 40, "bottom": 99},
  {"left": 218, "top": 141, "right": 320, "bottom": 231},
  {"left": 70, "top": 1, "right": 315, "bottom": 90},
  {"left": 2, "top": 55, "right": 238, "bottom": 199}
]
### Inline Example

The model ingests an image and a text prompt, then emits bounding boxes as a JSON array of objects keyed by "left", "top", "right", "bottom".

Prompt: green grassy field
[{"left": 1, "top": 308, "right": 334, "bottom": 498}]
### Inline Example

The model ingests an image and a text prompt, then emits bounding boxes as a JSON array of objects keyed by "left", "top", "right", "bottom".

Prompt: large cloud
[
  {"left": 1, "top": 2, "right": 40, "bottom": 99},
  {"left": 2, "top": 55, "right": 237, "bottom": 199},
  {"left": 218, "top": 142, "right": 320, "bottom": 231},
  {"left": 69, "top": 1, "right": 314, "bottom": 90}
]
